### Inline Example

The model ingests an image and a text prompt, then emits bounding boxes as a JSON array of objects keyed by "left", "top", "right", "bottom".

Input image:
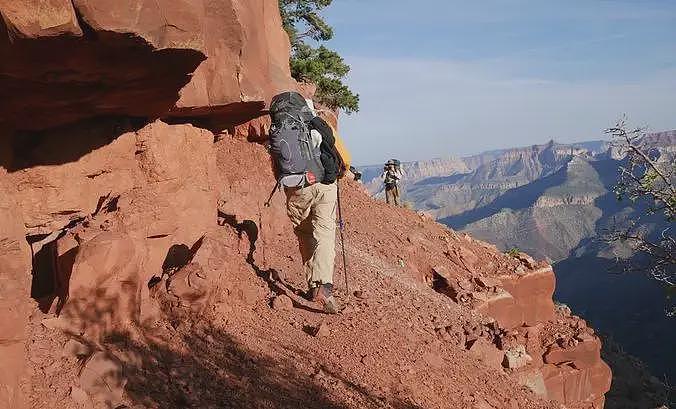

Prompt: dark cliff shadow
[
  {"left": 6, "top": 116, "right": 149, "bottom": 171},
  {"left": 166, "top": 101, "right": 267, "bottom": 139},
  {"left": 440, "top": 163, "right": 568, "bottom": 229},
  {"left": 0, "top": 11, "right": 205, "bottom": 133}
]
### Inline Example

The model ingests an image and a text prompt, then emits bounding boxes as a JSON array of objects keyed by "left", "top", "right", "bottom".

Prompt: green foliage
[
  {"left": 279, "top": 0, "right": 333, "bottom": 44},
  {"left": 506, "top": 247, "right": 521, "bottom": 257},
  {"left": 279, "top": 0, "right": 359, "bottom": 113}
]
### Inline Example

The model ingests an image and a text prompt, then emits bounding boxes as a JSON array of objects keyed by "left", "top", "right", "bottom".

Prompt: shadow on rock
[{"left": 59, "top": 292, "right": 424, "bottom": 409}]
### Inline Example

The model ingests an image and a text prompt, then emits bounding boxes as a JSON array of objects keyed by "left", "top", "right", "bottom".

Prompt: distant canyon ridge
[
  {"left": 361, "top": 133, "right": 675, "bottom": 262},
  {"left": 360, "top": 131, "right": 676, "bottom": 384}
]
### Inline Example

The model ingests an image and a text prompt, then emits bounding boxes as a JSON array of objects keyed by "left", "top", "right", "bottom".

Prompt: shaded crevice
[
  {"left": 218, "top": 211, "right": 258, "bottom": 267},
  {"left": 69, "top": 0, "right": 96, "bottom": 39},
  {"left": 92, "top": 193, "right": 120, "bottom": 218},
  {"left": 28, "top": 234, "right": 58, "bottom": 301},
  {"left": 27, "top": 229, "right": 75, "bottom": 314},
  {"left": 148, "top": 236, "right": 205, "bottom": 289}
]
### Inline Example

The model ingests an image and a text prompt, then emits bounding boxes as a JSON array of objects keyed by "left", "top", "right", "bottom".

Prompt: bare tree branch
[{"left": 602, "top": 118, "right": 675, "bottom": 314}]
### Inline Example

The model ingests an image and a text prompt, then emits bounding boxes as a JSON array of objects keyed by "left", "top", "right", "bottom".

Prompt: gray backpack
[{"left": 269, "top": 92, "right": 324, "bottom": 187}]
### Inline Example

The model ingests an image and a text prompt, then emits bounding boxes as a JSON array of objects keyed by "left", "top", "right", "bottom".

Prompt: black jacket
[{"left": 310, "top": 116, "right": 341, "bottom": 184}]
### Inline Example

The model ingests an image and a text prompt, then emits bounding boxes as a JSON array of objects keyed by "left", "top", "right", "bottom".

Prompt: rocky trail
[
  {"left": 25, "top": 181, "right": 558, "bottom": 409},
  {"left": 1, "top": 1, "right": 613, "bottom": 408}
]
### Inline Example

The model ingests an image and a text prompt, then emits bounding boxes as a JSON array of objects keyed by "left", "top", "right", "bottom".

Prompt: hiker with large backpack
[
  {"left": 267, "top": 91, "right": 349, "bottom": 314},
  {"left": 381, "top": 159, "right": 404, "bottom": 207}
]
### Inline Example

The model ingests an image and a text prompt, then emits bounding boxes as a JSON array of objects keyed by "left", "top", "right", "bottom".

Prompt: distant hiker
[
  {"left": 381, "top": 159, "right": 404, "bottom": 206},
  {"left": 268, "top": 91, "right": 350, "bottom": 314}
]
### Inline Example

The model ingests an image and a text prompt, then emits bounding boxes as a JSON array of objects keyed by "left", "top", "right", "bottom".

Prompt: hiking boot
[
  {"left": 312, "top": 283, "right": 340, "bottom": 314},
  {"left": 305, "top": 286, "right": 319, "bottom": 301}
]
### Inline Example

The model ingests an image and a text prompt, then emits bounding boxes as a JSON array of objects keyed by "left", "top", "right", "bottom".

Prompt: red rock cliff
[{"left": 0, "top": 2, "right": 610, "bottom": 408}]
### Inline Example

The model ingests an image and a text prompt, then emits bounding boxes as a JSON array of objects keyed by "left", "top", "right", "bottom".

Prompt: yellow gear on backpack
[{"left": 327, "top": 123, "right": 351, "bottom": 177}]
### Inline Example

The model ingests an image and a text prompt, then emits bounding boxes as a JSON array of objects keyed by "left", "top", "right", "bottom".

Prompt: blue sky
[{"left": 321, "top": 0, "right": 676, "bottom": 165}]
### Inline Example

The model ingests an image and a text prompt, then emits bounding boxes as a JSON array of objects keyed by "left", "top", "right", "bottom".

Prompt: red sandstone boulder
[
  {"left": 121, "top": 121, "right": 217, "bottom": 247},
  {"left": 468, "top": 338, "right": 504, "bottom": 370},
  {"left": 0, "top": 0, "right": 81, "bottom": 38},
  {"left": 173, "top": 0, "right": 296, "bottom": 122},
  {"left": 9, "top": 120, "right": 216, "bottom": 242},
  {"left": 472, "top": 288, "right": 523, "bottom": 329},
  {"left": 165, "top": 262, "right": 210, "bottom": 311},
  {"left": 542, "top": 361, "right": 612, "bottom": 406},
  {"left": 544, "top": 337, "right": 603, "bottom": 370},
  {"left": 73, "top": 0, "right": 205, "bottom": 50},
  {"left": 498, "top": 267, "right": 556, "bottom": 328},
  {"left": 10, "top": 118, "right": 137, "bottom": 234},
  {"left": 60, "top": 232, "right": 142, "bottom": 341}
]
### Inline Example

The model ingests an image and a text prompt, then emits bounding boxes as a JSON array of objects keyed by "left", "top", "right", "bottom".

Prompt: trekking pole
[
  {"left": 336, "top": 183, "right": 349, "bottom": 294},
  {"left": 264, "top": 180, "right": 280, "bottom": 207}
]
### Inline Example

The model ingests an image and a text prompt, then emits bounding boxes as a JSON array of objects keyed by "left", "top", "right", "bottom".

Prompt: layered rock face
[
  {"left": 0, "top": 1, "right": 293, "bottom": 407},
  {"left": 0, "top": 2, "right": 611, "bottom": 408}
]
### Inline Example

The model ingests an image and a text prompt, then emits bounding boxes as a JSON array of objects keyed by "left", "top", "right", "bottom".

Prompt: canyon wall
[
  {"left": 0, "top": 1, "right": 293, "bottom": 407},
  {"left": 0, "top": 2, "right": 610, "bottom": 408}
]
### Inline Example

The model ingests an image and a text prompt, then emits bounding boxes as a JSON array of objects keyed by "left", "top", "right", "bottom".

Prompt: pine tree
[{"left": 279, "top": 0, "right": 359, "bottom": 113}]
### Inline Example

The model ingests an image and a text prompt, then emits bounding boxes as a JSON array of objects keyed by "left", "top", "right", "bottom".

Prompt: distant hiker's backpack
[
  {"left": 269, "top": 92, "right": 324, "bottom": 187},
  {"left": 384, "top": 170, "right": 399, "bottom": 186},
  {"left": 384, "top": 158, "right": 402, "bottom": 187}
]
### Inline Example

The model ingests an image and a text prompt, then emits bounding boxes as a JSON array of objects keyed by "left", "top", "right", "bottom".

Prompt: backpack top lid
[{"left": 270, "top": 91, "right": 314, "bottom": 122}]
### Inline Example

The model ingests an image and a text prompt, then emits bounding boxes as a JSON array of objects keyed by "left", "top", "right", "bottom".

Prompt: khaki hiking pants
[
  {"left": 385, "top": 185, "right": 400, "bottom": 207},
  {"left": 285, "top": 182, "right": 337, "bottom": 287}
]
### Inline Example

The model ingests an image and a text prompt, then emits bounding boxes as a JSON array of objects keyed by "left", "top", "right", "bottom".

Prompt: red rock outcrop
[
  {"left": 0, "top": 0, "right": 295, "bottom": 131},
  {"left": 431, "top": 249, "right": 611, "bottom": 407},
  {"left": 172, "top": 0, "right": 297, "bottom": 122},
  {"left": 0, "top": 1, "right": 292, "bottom": 404},
  {"left": 0, "top": 1, "right": 205, "bottom": 130}
]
